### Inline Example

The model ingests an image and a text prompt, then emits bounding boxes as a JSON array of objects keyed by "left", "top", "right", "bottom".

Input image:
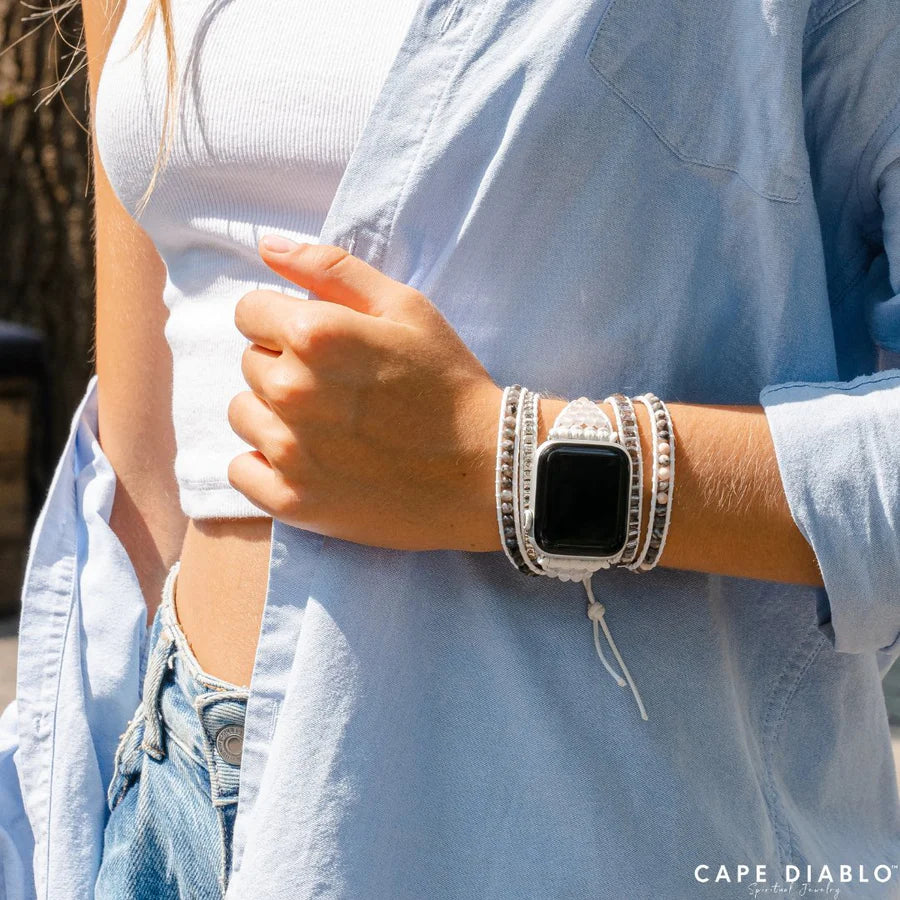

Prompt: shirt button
[{"left": 215, "top": 724, "right": 244, "bottom": 766}]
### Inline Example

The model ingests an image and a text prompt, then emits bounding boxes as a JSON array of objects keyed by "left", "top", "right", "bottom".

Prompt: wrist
[{"left": 454, "top": 381, "right": 508, "bottom": 553}]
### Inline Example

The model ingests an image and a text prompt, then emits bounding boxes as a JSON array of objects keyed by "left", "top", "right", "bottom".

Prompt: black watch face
[{"left": 533, "top": 443, "right": 631, "bottom": 557}]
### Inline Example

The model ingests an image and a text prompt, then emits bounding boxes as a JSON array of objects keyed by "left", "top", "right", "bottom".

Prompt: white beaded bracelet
[
  {"left": 513, "top": 388, "right": 544, "bottom": 575},
  {"left": 495, "top": 385, "right": 539, "bottom": 576},
  {"left": 604, "top": 393, "right": 643, "bottom": 567},
  {"left": 626, "top": 392, "right": 675, "bottom": 572},
  {"left": 638, "top": 393, "right": 675, "bottom": 571}
]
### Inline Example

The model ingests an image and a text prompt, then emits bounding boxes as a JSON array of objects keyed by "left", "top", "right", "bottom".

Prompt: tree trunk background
[
  {"left": 0, "top": 0, "right": 95, "bottom": 456},
  {"left": 0, "top": 0, "right": 93, "bottom": 611}
]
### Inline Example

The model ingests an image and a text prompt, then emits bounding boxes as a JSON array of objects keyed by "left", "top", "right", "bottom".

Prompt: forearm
[
  {"left": 225, "top": 241, "right": 826, "bottom": 588},
  {"left": 96, "top": 260, "right": 187, "bottom": 620},
  {"left": 98, "top": 340, "right": 187, "bottom": 620},
  {"left": 533, "top": 396, "right": 823, "bottom": 587},
  {"left": 93, "top": 165, "right": 188, "bottom": 618}
]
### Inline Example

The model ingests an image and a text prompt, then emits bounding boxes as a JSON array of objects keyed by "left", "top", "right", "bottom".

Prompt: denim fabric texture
[
  {"left": 95, "top": 563, "right": 247, "bottom": 899},
  {"left": 3, "top": 0, "right": 900, "bottom": 897}
]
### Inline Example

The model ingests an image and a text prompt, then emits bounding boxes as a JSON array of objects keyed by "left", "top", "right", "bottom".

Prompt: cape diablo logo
[{"left": 694, "top": 864, "right": 899, "bottom": 896}]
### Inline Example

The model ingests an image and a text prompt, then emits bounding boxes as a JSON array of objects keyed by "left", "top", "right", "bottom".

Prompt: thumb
[{"left": 258, "top": 235, "right": 413, "bottom": 319}]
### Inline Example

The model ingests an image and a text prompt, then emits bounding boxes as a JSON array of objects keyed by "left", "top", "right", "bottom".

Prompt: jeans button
[{"left": 215, "top": 724, "right": 244, "bottom": 765}]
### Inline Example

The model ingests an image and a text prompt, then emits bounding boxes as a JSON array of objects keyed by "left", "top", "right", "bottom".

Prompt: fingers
[
  {"left": 227, "top": 450, "right": 302, "bottom": 522},
  {"left": 227, "top": 389, "right": 300, "bottom": 472},
  {"left": 240, "top": 343, "right": 314, "bottom": 416},
  {"left": 258, "top": 238, "right": 422, "bottom": 320},
  {"left": 234, "top": 290, "right": 310, "bottom": 352},
  {"left": 234, "top": 289, "right": 375, "bottom": 354}
]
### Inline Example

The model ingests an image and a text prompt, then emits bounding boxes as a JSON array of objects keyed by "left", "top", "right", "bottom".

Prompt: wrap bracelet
[
  {"left": 496, "top": 385, "right": 675, "bottom": 577},
  {"left": 514, "top": 387, "right": 544, "bottom": 575},
  {"left": 627, "top": 392, "right": 675, "bottom": 572},
  {"left": 604, "top": 393, "right": 643, "bottom": 567},
  {"left": 495, "top": 384, "right": 538, "bottom": 576},
  {"left": 637, "top": 393, "right": 675, "bottom": 571}
]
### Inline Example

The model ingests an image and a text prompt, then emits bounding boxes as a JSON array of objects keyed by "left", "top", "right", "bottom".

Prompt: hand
[{"left": 227, "top": 236, "right": 504, "bottom": 552}]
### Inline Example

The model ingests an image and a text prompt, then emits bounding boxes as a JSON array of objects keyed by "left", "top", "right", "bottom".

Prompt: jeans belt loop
[{"left": 140, "top": 622, "right": 176, "bottom": 761}]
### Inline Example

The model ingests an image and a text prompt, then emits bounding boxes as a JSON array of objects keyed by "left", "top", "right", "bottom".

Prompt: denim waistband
[{"left": 139, "top": 560, "right": 249, "bottom": 807}]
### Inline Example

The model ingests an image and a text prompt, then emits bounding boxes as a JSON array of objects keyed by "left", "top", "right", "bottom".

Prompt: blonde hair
[
  {"left": 26, "top": 0, "right": 180, "bottom": 218},
  {"left": 128, "top": 0, "right": 179, "bottom": 218}
]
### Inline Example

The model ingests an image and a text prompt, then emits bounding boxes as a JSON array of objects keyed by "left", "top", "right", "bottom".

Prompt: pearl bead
[
  {"left": 656, "top": 492, "right": 669, "bottom": 505},
  {"left": 658, "top": 466, "right": 670, "bottom": 479},
  {"left": 658, "top": 442, "right": 670, "bottom": 454}
]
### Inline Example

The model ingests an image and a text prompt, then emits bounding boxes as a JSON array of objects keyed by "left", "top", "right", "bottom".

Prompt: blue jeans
[{"left": 95, "top": 562, "right": 248, "bottom": 899}]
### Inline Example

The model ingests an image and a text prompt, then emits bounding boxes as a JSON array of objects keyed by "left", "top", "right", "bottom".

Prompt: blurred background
[{"left": 0, "top": 0, "right": 898, "bottom": 781}]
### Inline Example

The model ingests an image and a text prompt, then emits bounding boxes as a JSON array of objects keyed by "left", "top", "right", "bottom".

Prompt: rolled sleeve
[
  {"left": 760, "top": 372, "right": 900, "bottom": 655},
  {"left": 762, "top": 0, "right": 900, "bottom": 656}
]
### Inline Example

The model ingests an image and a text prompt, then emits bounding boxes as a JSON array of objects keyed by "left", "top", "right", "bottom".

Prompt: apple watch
[{"left": 523, "top": 397, "right": 633, "bottom": 581}]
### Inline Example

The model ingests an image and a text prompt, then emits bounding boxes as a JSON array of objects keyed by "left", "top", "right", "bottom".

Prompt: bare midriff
[{"left": 173, "top": 517, "right": 274, "bottom": 687}]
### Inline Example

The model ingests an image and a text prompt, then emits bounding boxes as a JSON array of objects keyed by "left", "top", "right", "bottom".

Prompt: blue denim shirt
[{"left": 4, "top": 0, "right": 900, "bottom": 896}]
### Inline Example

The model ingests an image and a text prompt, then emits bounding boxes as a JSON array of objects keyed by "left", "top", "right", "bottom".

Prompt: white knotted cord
[{"left": 583, "top": 575, "right": 649, "bottom": 721}]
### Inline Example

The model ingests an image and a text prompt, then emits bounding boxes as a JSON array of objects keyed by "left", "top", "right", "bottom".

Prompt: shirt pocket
[{"left": 585, "top": 0, "right": 807, "bottom": 203}]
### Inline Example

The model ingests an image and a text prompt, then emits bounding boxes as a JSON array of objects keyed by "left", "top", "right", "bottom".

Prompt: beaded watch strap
[
  {"left": 495, "top": 385, "right": 538, "bottom": 576},
  {"left": 604, "top": 393, "right": 643, "bottom": 567},
  {"left": 636, "top": 393, "right": 674, "bottom": 571},
  {"left": 626, "top": 393, "right": 674, "bottom": 571},
  {"left": 547, "top": 396, "right": 615, "bottom": 442},
  {"left": 514, "top": 388, "right": 544, "bottom": 574}
]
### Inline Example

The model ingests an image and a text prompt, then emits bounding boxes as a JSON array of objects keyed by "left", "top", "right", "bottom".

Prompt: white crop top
[{"left": 95, "top": 0, "right": 421, "bottom": 518}]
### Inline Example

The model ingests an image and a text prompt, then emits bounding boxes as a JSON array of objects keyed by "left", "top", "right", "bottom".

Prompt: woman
[{"left": 2, "top": 0, "right": 899, "bottom": 896}]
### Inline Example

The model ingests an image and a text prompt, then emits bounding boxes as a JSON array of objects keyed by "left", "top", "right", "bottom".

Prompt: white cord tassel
[{"left": 583, "top": 575, "right": 649, "bottom": 721}]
